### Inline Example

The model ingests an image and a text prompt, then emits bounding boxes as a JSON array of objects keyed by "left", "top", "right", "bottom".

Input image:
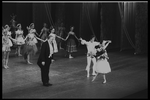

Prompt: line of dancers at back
[
  {"left": 2, "top": 23, "right": 111, "bottom": 83},
  {"left": 2, "top": 23, "right": 79, "bottom": 68}
]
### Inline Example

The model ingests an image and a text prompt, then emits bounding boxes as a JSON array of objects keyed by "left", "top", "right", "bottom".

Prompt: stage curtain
[
  {"left": 80, "top": 3, "right": 100, "bottom": 41},
  {"left": 101, "top": 3, "right": 121, "bottom": 50},
  {"left": 135, "top": 3, "right": 148, "bottom": 54},
  {"left": 32, "top": 3, "right": 51, "bottom": 34},
  {"left": 119, "top": 2, "right": 136, "bottom": 51}
]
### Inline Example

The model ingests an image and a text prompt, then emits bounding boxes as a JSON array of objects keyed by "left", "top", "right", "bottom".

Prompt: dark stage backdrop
[
  {"left": 2, "top": 3, "right": 16, "bottom": 26},
  {"left": 101, "top": 3, "right": 121, "bottom": 50},
  {"left": 80, "top": 3, "right": 100, "bottom": 41},
  {"left": 135, "top": 3, "right": 148, "bottom": 54},
  {"left": 32, "top": 3, "right": 51, "bottom": 34},
  {"left": 2, "top": 3, "right": 33, "bottom": 36}
]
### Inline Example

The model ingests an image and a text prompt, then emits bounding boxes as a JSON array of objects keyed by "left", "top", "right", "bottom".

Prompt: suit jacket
[{"left": 37, "top": 41, "right": 52, "bottom": 67}]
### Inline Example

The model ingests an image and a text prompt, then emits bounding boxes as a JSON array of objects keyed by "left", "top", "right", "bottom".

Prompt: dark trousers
[{"left": 40, "top": 58, "right": 52, "bottom": 84}]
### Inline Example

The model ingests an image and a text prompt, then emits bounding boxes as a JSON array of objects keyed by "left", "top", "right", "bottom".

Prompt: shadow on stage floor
[{"left": 2, "top": 47, "right": 148, "bottom": 99}]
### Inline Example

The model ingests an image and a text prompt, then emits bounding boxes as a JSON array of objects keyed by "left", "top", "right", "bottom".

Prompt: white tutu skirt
[
  {"left": 2, "top": 38, "right": 13, "bottom": 52},
  {"left": 23, "top": 44, "right": 38, "bottom": 55},
  {"left": 16, "top": 37, "right": 25, "bottom": 45},
  {"left": 52, "top": 40, "right": 58, "bottom": 53},
  {"left": 33, "top": 38, "right": 38, "bottom": 44},
  {"left": 2, "top": 45, "right": 11, "bottom": 52},
  {"left": 95, "top": 59, "right": 111, "bottom": 74}
]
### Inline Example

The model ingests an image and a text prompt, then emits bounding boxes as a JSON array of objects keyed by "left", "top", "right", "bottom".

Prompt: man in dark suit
[{"left": 37, "top": 35, "right": 54, "bottom": 87}]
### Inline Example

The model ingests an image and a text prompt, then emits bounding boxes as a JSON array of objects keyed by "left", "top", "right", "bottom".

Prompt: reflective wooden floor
[{"left": 2, "top": 47, "right": 148, "bottom": 99}]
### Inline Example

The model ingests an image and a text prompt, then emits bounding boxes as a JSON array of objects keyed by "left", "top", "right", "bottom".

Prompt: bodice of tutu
[
  {"left": 27, "top": 33, "right": 35, "bottom": 41},
  {"left": 67, "top": 32, "right": 76, "bottom": 41},
  {"left": 29, "top": 29, "right": 36, "bottom": 34},
  {"left": 2, "top": 35, "right": 12, "bottom": 47},
  {"left": 2, "top": 36, "right": 9, "bottom": 45},
  {"left": 96, "top": 50, "right": 109, "bottom": 60},
  {"left": 50, "top": 33, "right": 56, "bottom": 38},
  {"left": 6, "top": 31, "right": 12, "bottom": 36},
  {"left": 69, "top": 31, "right": 74, "bottom": 35},
  {"left": 42, "top": 27, "right": 49, "bottom": 34},
  {"left": 26, "top": 33, "right": 37, "bottom": 45},
  {"left": 16, "top": 30, "right": 23, "bottom": 37}
]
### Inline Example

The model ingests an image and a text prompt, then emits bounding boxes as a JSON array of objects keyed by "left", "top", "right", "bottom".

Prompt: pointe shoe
[
  {"left": 87, "top": 74, "right": 90, "bottom": 77},
  {"left": 92, "top": 73, "right": 96, "bottom": 76},
  {"left": 27, "top": 61, "right": 33, "bottom": 64},
  {"left": 18, "top": 54, "right": 22, "bottom": 56},
  {"left": 103, "top": 80, "right": 106, "bottom": 84},
  {"left": 69, "top": 56, "right": 73, "bottom": 59},
  {"left": 3, "top": 65, "right": 9, "bottom": 69},
  {"left": 85, "top": 67, "right": 87, "bottom": 71},
  {"left": 51, "top": 59, "right": 55, "bottom": 62}
]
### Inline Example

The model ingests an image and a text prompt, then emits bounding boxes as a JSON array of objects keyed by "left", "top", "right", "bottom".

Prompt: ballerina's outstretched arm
[
  {"left": 73, "top": 34, "right": 80, "bottom": 41},
  {"left": 9, "top": 36, "right": 17, "bottom": 43},
  {"left": 23, "top": 34, "right": 29, "bottom": 41},
  {"left": 55, "top": 35, "right": 66, "bottom": 41},
  {"left": 103, "top": 40, "right": 111, "bottom": 50},
  {"left": 64, "top": 33, "right": 70, "bottom": 41},
  {"left": 35, "top": 32, "right": 40, "bottom": 37},
  {"left": 39, "top": 29, "right": 43, "bottom": 37},
  {"left": 79, "top": 38, "right": 88, "bottom": 45},
  {"left": 34, "top": 35, "right": 45, "bottom": 42}
]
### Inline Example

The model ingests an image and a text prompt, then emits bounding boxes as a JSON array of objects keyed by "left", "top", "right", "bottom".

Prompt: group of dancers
[
  {"left": 2, "top": 22, "right": 80, "bottom": 68},
  {"left": 2, "top": 21, "right": 111, "bottom": 84},
  {"left": 80, "top": 36, "right": 111, "bottom": 83}
]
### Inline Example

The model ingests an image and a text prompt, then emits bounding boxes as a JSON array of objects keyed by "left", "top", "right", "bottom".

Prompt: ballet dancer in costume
[
  {"left": 58, "top": 23, "right": 65, "bottom": 50},
  {"left": 10, "top": 13, "right": 17, "bottom": 38},
  {"left": 79, "top": 35, "right": 100, "bottom": 77},
  {"left": 92, "top": 40, "right": 111, "bottom": 83},
  {"left": 2, "top": 25, "right": 13, "bottom": 69},
  {"left": 48, "top": 26, "right": 65, "bottom": 61},
  {"left": 15, "top": 24, "right": 25, "bottom": 56},
  {"left": 23, "top": 23, "right": 45, "bottom": 64},
  {"left": 39, "top": 23, "right": 49, "bottom": 47},
  {"left": 65, "top": 26, "right": 79, "bottom": 59}
]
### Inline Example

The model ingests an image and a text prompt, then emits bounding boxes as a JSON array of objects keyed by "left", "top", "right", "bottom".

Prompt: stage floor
[{"left": 2, "top": 47, "right": 148, "bottom": 99}]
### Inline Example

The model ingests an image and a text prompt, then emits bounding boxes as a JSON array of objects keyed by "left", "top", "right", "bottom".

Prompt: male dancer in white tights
[{"left": 80, "top": 36, "right": 100, "bottom": 77}]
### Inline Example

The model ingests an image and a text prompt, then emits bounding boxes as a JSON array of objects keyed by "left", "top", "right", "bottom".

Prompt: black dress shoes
[{"left": 43, "top": 83, "right": 53, "bottom": 87}]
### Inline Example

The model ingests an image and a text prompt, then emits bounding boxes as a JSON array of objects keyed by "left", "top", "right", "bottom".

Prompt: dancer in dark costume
[
  {"left": 39, "top": 23, "right": 49, "bottom": 47},
  {"left": 65, "top": 26, "right": 79, "bottom": 59},
  {"left": 10, "top": 14, "right": 17, "bottom": 39}
]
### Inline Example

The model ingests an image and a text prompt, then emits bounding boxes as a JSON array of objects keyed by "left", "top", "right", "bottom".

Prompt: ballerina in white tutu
[
  {"left": 48, "top": 26, "right": 65, "bottom": 61},
  {"left": 92, "top": 40, "right": 111, "bottom": 83},
  {"left": 15, "top": 24, "right": 25, "bottom": 56},
  {"left": 2, "top": 25, "right": 13, "bottom": 69}
]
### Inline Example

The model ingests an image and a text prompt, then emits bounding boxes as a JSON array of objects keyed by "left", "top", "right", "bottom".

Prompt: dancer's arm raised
[{"left": 79, "top": 38, "right": 88, "bottom": 45}]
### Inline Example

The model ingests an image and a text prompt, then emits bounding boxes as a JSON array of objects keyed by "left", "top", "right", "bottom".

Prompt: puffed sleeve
[{"left": 81, "top": 39, "right": 87, "bottom": 45}]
